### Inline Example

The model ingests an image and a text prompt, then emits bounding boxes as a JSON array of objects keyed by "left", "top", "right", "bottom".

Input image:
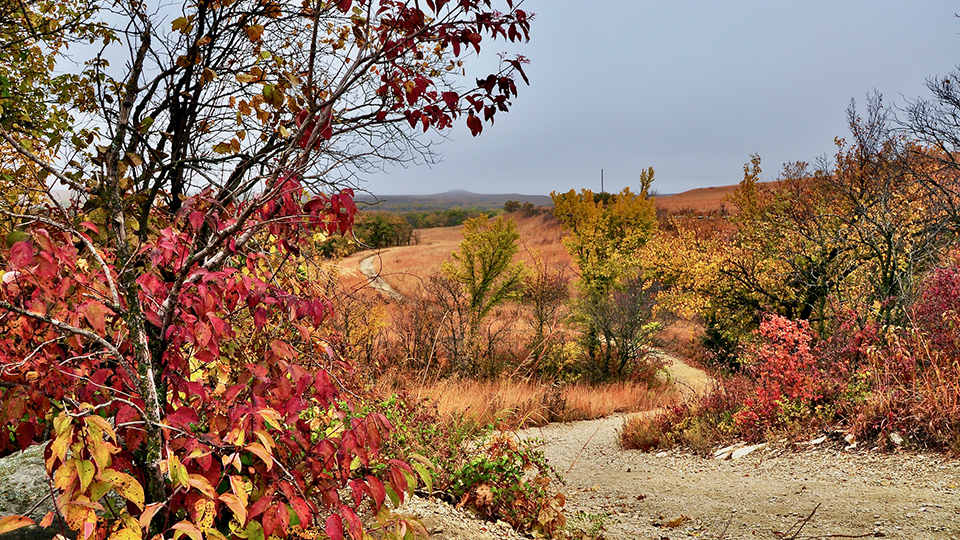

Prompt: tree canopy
[{"left": 0, "top": 0, "right": 533, "bottom": 538}]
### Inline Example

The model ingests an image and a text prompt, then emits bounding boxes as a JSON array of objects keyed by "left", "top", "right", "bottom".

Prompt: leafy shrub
[
  {"left": 847, "top": 266, "right": 960, "bottom": 451},
  {"left": 620, "top": 375, "right": 751, "bottom": 453},
  {"left": 367, "top": 392, "right": 570, "bottom": 537},
  {"left": 733, "top": 316, "right": 823, "bottom": 438},
  {"left": 450, "top": 433, "right": 566, "bottom": 538}
]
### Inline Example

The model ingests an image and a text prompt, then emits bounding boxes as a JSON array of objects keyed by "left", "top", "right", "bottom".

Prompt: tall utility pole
[{"left": 601, "top": 169, "right": 604, "bottom": 194}]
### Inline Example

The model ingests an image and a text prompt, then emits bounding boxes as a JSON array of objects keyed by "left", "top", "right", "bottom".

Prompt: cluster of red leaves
[
  {"left": 912, "top": 263, "right": 960, "bottom": 358},
  {"left": 733, "top": 315, "right": 824, "bottom": 438},
  {"left": 0, "top": 180, "right": 415, "bottom": 540}
]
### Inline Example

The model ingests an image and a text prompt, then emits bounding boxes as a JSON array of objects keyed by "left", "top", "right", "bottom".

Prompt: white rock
[
  {"left": 714, "top": 443, "right": 744, "bottom": 458},
  {"left": 808, "top": 436, "right": 827, "bottom": 445},
  {"left": 889, "top": 432, "right": 904, "bottom": 446},
  {"left": 655, "top": 451, "right": 668, "bottom": 458},
  {"left": 731, "top": 443, "right": 766, "bottom": 460},
  {"left": 0, "top": 443, "right": 51, "bottom": 519}
]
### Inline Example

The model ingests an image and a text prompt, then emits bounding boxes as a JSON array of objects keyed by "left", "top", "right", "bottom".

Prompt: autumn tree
[
  {"left": 0, "top": 0, "right": 533, "bottom": 538},
  {"left": 654, "top": 97, "right": 952, "bottom": 366},
  {"left": 901, "top": 68, "right": 960, "bottom": 229},
  {"left": 441, "top": 216, "right": 525, "bottom": 368},
  {"left": 551, "top": 170, "right": 659, "bottom": 376}
]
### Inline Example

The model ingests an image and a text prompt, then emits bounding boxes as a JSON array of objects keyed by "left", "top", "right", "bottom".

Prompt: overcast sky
[{"left": 363, "top": 1, "right": 960, "bottom": 197}]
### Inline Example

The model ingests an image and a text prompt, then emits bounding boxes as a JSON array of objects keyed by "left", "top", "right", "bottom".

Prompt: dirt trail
[
  {"left": 519, "top": 354, "right": 960, "bottom": 540},
  {"left": 358, "top": 252, "right": 403, "bottom": 300},
  {"left": 352, "top": 249, "right": 960, "bottom": 538}
]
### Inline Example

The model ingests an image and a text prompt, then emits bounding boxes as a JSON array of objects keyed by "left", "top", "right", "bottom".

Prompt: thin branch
[
  {"left": 0, "top": 300, "right": 137, "bottom": 384},
  {"left": 0, "top": 129, "right": 89, "bottom": 193}
]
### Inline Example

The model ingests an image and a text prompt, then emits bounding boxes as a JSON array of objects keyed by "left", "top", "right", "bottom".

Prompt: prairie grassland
[
  {"left": 413, "top": 377, "right": 678, "bottom": 430},
  {"left": 341, "top": 210, "right": 572, "bottom": 299}
]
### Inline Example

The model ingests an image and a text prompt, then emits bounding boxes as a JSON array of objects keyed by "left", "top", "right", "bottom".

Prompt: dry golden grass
[
  {"left": 340, "top": 210, "right": 573, "bottom": 299},
  {"left": 653, "top": 185, "right": 740, "bottom": 214},
  {"left": 414, "top": 378, "right": 678, "bottom": 429}
]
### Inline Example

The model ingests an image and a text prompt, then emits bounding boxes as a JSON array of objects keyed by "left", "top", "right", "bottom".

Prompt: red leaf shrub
[{"left": 733, "top": 315, "right": 823, "bottom": 438}]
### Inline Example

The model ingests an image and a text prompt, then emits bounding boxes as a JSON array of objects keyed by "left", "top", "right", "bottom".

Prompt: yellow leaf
[
  {"left": 39, "top": 512, "right": 54, "bottom": 528},
  {"left": 235, "top": 73, "right": 258, "bottom": 84},
  {"left": 101, "top": 469, "right": 145, "bottom": 510},
  {"left": 89, "top": 480, "right": 112, "bottom": 503},
  {"left": 202, "top": 68, "right": 217, "bottom": 84},
  {"left": 167, "top": 455, "right": 189, "bottom": 488},
  {"left": 218, "top": 493, "right": 247, "bottom": 526},
  {"left": 194, "top": 498, "right": 216, "bottom": 532},
  {"left": 84, "top": 415, "right": 117, "bottom": 442},
  {"left": 212, "top": 141, "right": 233, "bottom": 155},
  {"left": 53, "top": 413, "right": 72, "bottom": 436},
  {"left": 244, "top": 442, "right": 273, "bottom": 470},
  {"left": 123, "top": 152, "right": 144, "bottom": 168},
  {"left": 229, "top": 475, "right": 249, "bottom": 508},
  {"left": 171, "top": 521, "right": 203, "bottom": 540},
  {"left": 171, "top": 16, "right": 191, "bottom": 34},
  {"left": 54, "top": 460, "right": 77, "bottom": 490},
  {"left": 107, "top": 525, "right": 140, "bottom": 540},
  {"left": 77, "top": 460, "right": 95, "bottom": 492},
  {"left": 0, "top": 516, "right": 34, "bottom": 535},
  {"left": 139, "top": 503, "right": 164, "bottom": 531},
  {"left": 187, "top": 474, "right": 217, "bottom": 498},
  {"left": 252, "top": 430, "right": 276, "bottom": 449},
  {"left": 256, "top": 408, "right": 283, "bottom": 427}
]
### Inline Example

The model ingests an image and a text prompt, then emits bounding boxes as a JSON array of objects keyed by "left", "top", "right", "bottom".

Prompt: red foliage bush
[
  {"left": 733, "top": 315, "right": 823, "bottom": 438},
  {"left": 912, "top": 263, "right": 960, "bottom": 358}
]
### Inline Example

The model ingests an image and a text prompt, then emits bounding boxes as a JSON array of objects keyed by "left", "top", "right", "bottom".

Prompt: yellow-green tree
[
  {"left": 442, "top": 215, "right": 526, "bottom": 331},
  {"left": 551, "top": 169, "right": 659, "bottom": 376}
]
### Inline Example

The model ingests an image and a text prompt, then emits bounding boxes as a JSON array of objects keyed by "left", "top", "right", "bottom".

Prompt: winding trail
[
  {"left": 518, "top": 354, "right": 960, "bottom": 540},
  {"left": 358, "top": 253, "right": 403, "bottom": 300}
]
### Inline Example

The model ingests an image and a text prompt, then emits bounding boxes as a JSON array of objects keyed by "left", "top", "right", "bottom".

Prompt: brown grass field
[
  {"left": 340, "top": 209, "right": 572, "bottom": 299},
  {"left": 337, "top": 185, "right": 734, "bottom": 421},
  {"left": 340, "top": 184, "right": 734, "bottom": 299}
]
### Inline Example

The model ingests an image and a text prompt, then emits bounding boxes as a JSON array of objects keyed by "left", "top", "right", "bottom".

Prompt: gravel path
[
  {"left": 520, "top": 416, "right": 960, "bottom": 539},
  {"left": 405, "top": 354, "right": 960, "bottom": 539}
]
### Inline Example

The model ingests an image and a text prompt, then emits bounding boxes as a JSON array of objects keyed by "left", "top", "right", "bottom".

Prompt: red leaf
[
  {"left": 262, "top": 504, "right": 280, "bottom": 538},
  {"left": 325, "top": 515, "right": 344, "bottom": 540},
  {"left": 441, "top": 91, "right": 459, "bottom": 111},
  {"left": 188, "top": 211, "right": 204, "bottom": 231},
  {"left": 254, "top": 307, "right": 268, "bottom": 328},
  {"left": 466, "top": 115, "right": 482, "bottom": 137},
  {"left": 166, "top": 406, "right": 200, "bottom": 429},
  {"left": 340, "top": 506, "right": 363, "bottom": 540},
  {"left": 79, "top": 222, "right": 100, "bottom": 234},
  {"left": 9, "top": 241, "right": 34, "bottom": 269},
  {"left": 364, "top": 476, "right": 386, "bottom": 509},
  {"left": 81, "top": 302, "right": 108, "bottom": 335},
  {"left": 249, "top": 495, "right": 273, "bottom": 519},
  {"left": 290, "top": 497, "right": 313, "bottom": 526}
]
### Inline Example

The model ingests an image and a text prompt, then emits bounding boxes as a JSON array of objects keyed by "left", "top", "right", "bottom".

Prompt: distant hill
[
  {"left": 355, "top": 183, "right": 769, "bottom": 215},
  {"left": 356, "top": 190, "right": 553, "bottom": 212}
]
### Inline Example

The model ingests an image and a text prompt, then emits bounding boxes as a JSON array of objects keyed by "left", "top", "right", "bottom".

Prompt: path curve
[
  {"left": 517, "top": 353, "right": 960, "bottom": 539},
  {"left": 358, "top": 253, "right": 403, "bottom": 300}
]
